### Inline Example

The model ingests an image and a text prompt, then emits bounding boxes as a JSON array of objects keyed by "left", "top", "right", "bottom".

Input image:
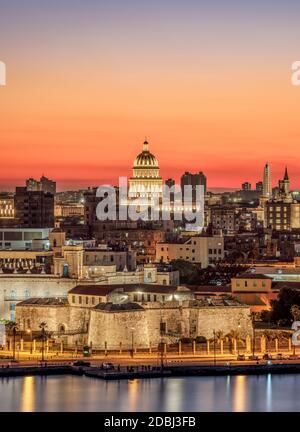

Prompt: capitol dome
[
  {"left": 133, "top": 140, "right": 159, "bottom": 168},
  {"left": 128, "top": 139, "right": 163, "bottom": 199}
]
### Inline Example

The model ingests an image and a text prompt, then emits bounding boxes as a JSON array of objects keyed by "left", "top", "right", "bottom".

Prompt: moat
[{"left": 0, "top": 374, "right": 300, "bottom": 411}]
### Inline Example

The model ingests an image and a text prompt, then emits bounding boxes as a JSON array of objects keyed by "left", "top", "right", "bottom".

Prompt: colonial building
[{"left": 156, "top": 234, "right": 224, "bottom": 267}]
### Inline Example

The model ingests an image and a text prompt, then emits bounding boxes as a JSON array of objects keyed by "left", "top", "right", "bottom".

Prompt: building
[
  {"left": 181, "top": 171, "right": 207, "bottom": 197},
  {"left": 55, "top": 203, "right": 84, "bottom": 218},
  {"left": 26, "top": 176, "right": 56, "bottom": 195},
  {"left": 156, "top": 234, "right": 224, "bottom": 267},
  {"left": 242, "top": 182, "right": 251, "bottom": 191},
  {"left": 14, "top": 187, "right": 54, "bottom": 228},
  {"left": 15, "top": 287, "right": 252, "bottom": 350},
  {"left": 231, "top": 273, "right": 274, "bottom": 312},
  {"left": 0, "top": 193, "right": 14, "bottom": 219},
  {"left": 210, "top": 206, "right": 236, "bottom": 234},
  {"left": 0, "top": 228, "right": 51, "bottom": 250},
  {"left": 128, "top": 140, "right": 163, "bottom": 199},
  {"left": 256, "top": 181, "right": 263, "bottom": 192},
  {"left": 265, "top": 201, "right": 300, "bottom": 231},
  {"left": 263, "top": 163, "right": 272, "bottom": 198}
]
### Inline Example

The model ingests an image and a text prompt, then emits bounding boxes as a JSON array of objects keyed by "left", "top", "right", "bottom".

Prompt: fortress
[{"left": 15, "top": 284, "right": 252, "bottom": 350}]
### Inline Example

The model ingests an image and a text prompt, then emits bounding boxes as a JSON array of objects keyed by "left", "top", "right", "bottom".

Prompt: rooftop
[
  {"left": 94, "top": 302, "right": 144, "bottom": 312},
  {"left": 234, "top": 273, "right": 271, "bottom": 280},
  {"left": 69, "top": 283, "right": 186, "bottom": 296},
  {"left": 16, "top": 297, "right": 68, "bottom": 306}
]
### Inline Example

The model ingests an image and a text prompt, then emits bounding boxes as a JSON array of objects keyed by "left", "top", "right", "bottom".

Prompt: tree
[
  {"left": 263, "top": 330, "right": 276, "bottom": 352},
  {"left": 269, "top": 287, "right": 300, "bottom": 324},
  {"left": 6, "top": 321, "right": 18, "bottom": 360}
]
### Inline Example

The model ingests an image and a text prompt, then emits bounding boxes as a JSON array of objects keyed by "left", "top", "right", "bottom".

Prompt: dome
[{"left": 133, "top": 140, "right": 159, "bottom": 168}]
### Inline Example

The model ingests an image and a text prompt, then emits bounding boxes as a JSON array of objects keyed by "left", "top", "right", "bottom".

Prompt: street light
[
  {"left": 252, "top": 313, "right": 256, "bottom": 357},
  {"left": 237, "top": 323, "right": 241, "bottom": 356},
  {"left": 213, "top": 329, "right": 216, "bottom": 366},
  {"left": 131, "top": 327, "right": 135, "bottom": 358},
  {"left": 39, "top": 322, "right": 47, "bottom": 362}
]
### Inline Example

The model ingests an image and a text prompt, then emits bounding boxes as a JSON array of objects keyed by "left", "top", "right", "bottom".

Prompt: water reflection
[
  {"left": 21, "top": 376, "right": 35, "bottom": 412},
  {"left": 0, "top": 374, "right": 300, "bottom": 412},
  {"left": 233, "top": 375, "right": 247, "bottom": 412}
]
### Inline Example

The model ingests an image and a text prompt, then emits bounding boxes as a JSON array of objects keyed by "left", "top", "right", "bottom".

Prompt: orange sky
[{"left": 1, "top": 1, "right": 300, "bottom": 191}]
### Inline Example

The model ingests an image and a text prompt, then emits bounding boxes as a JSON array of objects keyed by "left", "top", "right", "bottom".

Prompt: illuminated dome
[
  {"left": 133, "top": 140, "right": 159, "bottom": 168},
  {"left": 128, "top": 139, "right": 163, "bottom": 199}
]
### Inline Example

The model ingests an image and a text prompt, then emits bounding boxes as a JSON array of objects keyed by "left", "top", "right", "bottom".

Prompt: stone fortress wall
[{"left": 16, "top": 296, "right": 252, "bottom": 350}]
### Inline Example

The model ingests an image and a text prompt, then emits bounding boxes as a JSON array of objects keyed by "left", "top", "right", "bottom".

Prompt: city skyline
[{"left": 1, "top": 1, "right": 300, "bottom": 190}]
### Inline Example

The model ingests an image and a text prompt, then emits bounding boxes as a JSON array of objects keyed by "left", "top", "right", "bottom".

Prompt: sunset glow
[{"left": 1, "top": 0, "right": 300, "bottom": 190}]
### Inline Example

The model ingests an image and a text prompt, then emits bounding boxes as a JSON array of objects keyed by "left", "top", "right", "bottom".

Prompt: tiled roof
[{"left": 17, "top": 297, "right": 68, "bottom": 306}]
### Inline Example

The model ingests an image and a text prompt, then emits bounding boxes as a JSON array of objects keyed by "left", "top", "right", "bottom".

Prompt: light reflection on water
[{"left": 0, "top": 374, "right": 299, "bottom": 412}]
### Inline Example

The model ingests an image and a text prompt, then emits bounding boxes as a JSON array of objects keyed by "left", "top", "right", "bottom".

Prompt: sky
[{"left": 0, "top": 0, "right": 300, "bottom": 191}]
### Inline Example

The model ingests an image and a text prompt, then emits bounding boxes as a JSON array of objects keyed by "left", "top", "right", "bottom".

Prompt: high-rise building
[
  {"left": 256, "top": 181, "right": 263, "bottom": 192},
  {"left": 263, "top": 163, "right": 272, "bottom": 198},
  {"left": 14, "top": 187, "right": 54, "bottom": 228},
  {"left": 242, "top": 182, "right": 251, "bottom": 191},
  {"left": 181, "top": 171, "right": 207, "bottom": 199},
  {"left": 26, "top": 176, "right": 56, "bottom": 195}
]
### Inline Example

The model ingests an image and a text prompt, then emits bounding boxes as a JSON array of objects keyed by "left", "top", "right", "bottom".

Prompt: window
[
  {"left": 86, "top": 297, "right": 89, "bottom": 305},
  {"left": 154, "top": 295, "right": 157, "bottom": 302},
  {"left": 147, "top": 294, "right": 151, "bottom": 301},
  {"left": 72, "top": 295, "right": 75, "bottom": 303},
  {"left": 133, "top": 294, "right": 138, "bottom": 302},
  {"left": 78, "top": 296, "right": 82, "bottom": 304},
  {"left": 92, "top": 297, "right": 95, "bottom": 305}
]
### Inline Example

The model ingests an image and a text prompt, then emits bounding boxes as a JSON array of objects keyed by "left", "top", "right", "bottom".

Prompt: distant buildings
[
  {"left": 242, "top": 182, "right": 251, "bottom": 191},
  {"left": 26, "top": 175, "right": 56, "bottom": 195}
]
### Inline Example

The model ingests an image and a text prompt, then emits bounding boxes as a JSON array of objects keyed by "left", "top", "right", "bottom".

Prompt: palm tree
[
  {"left": 6, "top": 321, "right": 18, "bottom": 360},
  {"left": 263, "top": 330, "right": 276, "bottom": 353},
  {"left": 215, "top": 330, "right": 226, "bottom": 355},
  {"left": 226, "top": 330, "right": 244, "bottom": 355}
]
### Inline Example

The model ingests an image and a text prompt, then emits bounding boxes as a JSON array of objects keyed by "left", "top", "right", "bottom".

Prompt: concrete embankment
[
  {"left": 0, "top": 365, "right": 76, "bottom": 377},
  {"left": 2, "top": 363, "right": 300, "bottom": 380},
  {"left": 168, "top": 363, "right": 300, "bottom": 377}
]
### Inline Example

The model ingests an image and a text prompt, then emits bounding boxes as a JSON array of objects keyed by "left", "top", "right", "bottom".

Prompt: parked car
[
  {"left": 102, "top": 362, "right": 115, "bottom": 370},
  {"left": 237, "top": 354, "right": 245, "bottom": 361},
  {"left": 288, "top": 355, "right": 298, "bottom": 360},
  {"left": 73, "top": 361, "right": 91, "bottom": 367},
  {"left": 248, "top": 355, "right": 259, "bottom": 361}
]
